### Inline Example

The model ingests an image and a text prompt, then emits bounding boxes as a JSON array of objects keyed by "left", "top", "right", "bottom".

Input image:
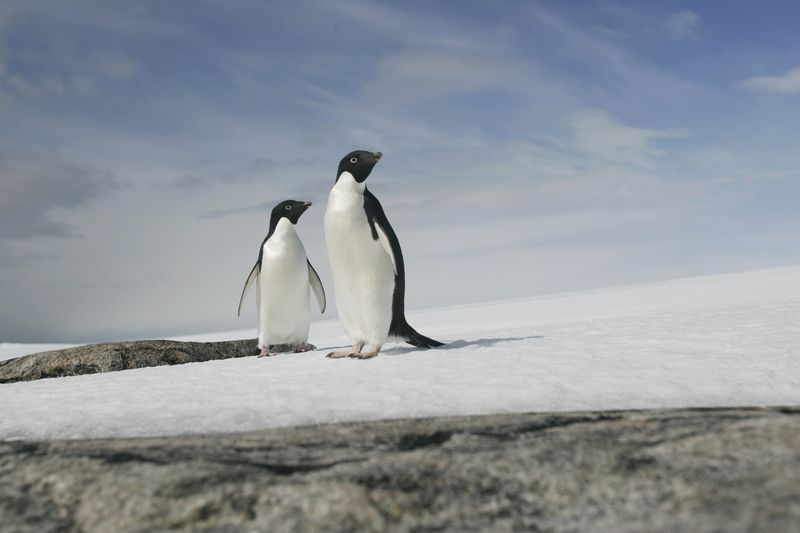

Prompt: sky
[{"left": 1, "top": 0, "right": 799, "bottom": 343}]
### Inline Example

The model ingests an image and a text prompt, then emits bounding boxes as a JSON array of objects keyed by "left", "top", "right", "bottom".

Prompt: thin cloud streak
[
  {"left": 742, "top": 67, "right": 800, "bottom": 94},
  {"left": 664, "top": 11, "right": 702, "bottom": 41}
]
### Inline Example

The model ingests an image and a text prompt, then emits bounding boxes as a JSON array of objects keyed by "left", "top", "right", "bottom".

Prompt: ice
[{"left": 1, "top": 266, "right": 798, "bottom": 440}]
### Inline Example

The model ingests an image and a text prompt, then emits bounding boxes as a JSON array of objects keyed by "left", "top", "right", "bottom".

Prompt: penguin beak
[
  {"left": 372, "top": 152, "right": 383, "bottom": 161},
  {"left": 303, "top": 201, "right": 312, "bottom": 208}
]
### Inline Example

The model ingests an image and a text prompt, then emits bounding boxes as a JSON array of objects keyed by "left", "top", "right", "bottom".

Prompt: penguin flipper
[
  {"left": 363, "top": 190, "right": 401, "bottom": 276},
  {"left": 237, "top": 262, "right": 260, "bottom": 317},
  {"left": 374, "top": 223, "right": 397, "bottom": 275},
  {"left": 307, "top": 259, "right": 326, "bottom": 313}
]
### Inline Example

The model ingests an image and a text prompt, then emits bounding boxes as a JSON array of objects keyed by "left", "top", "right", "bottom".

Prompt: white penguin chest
[
  {"left": 257, "top": 219, "right": 310, "bottom": 343},
  {"left": 262, "top": 219, "right": 307, "bottom": 275},
  {"left": 324, "top": 176, "right": 391, "bottom": 271}
]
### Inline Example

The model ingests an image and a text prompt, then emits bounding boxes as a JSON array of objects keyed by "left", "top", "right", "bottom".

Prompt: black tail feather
[{"left": 391, "top": 320, "right": 444, "bottom": 349}]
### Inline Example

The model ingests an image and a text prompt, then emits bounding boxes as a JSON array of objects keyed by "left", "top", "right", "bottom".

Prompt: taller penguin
[{"left": 324, "top": 150, "right": 443, "bottom": 359}]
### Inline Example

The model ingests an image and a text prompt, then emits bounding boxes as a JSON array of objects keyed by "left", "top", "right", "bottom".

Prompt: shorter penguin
[{"left": 238, "top": 200, "right": 326, "bottom": 357}]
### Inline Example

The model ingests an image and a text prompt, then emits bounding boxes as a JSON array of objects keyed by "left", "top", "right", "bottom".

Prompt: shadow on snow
[{"left": 380, "top": 335, "right": 544, "bottom": 355}]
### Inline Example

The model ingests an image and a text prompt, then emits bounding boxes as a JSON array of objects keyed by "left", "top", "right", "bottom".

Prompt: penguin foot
[
  {"left": 293, "top": 343, "right": 316, "bottom": 353},
  {"left": 326, "top": 342, "right": 365, "bottom": 359},
  {"left": 326, "top": 350, "right": 356, "bottom": 358},
  {"left": 349, "top": 352, "right": 378, "bottom": 359},
  {"left": 257, "top": 346, "right": 273, "bottom": 358},
  {"left": 350, "top": 345, "right": 382, "bottom": 359}
]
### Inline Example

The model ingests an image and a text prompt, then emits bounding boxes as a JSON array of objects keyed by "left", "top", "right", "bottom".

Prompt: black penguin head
[
  {"left": 271, "top": 199, "right": 312, "bottom": 225},
  {"left": 336, "top": 150, "right": 382, "bottom": 183}
]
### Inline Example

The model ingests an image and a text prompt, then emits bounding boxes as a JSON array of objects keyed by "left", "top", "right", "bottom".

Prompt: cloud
[
  {"left": 170, "top": 156, "right": 325, "bottom": 192},
  {"left": 0, "top": 3, "right": 15, "bottom": 79},
  {"left": 742, "top": 67, "right": 800, "bottom": 94},
  {"left": 0, "top": 3, "right": 139, "bottom": 102},
  {"left": 570, "top": 110, "right": 689, "bottom": 166},
  {"left": 200, "top": 200, "right": 274, "bottom": 220},
  {"left": 0, "top": 30, "right": 6, "bottom": 79},
  {"left": 0, "top": 246, "right": 57, "bottom": 272},
  {"left": 363, "top": 48, "right": 526, "bottom": 104},
  {"left": 70, "top": 75, "right": 97, "bottom": 96},
  {"left": 0, "top": 151, "right": 116, "bottom": 241},
  {"left": 664, "top": 11, "right": 701, "bottom": 40},
  {"left": 325, "top": 0, "right": 507, "bottom": 52},
  {"left": 529, "top": 5, "right": 701, "bottom": 104},
  {"left": 94, "top": 53, "right": 139, "bottom": 81}
]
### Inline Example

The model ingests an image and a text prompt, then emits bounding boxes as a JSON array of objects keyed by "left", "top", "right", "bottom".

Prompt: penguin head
[
  {"left": 271, "top": 199, "right": 312, "bottom": 225},
  {"left": 337, "top": 150, "right": 382, "bottom": 183}
]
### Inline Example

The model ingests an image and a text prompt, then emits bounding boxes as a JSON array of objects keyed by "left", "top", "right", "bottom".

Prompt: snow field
[{"left": 1, "top": 266, "right": 798, "bottom": 440}]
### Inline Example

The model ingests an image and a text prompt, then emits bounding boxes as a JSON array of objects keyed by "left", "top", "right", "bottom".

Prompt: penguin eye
[
  {"left": 350, "top": 157, "right": 358, "bottom": 164},
  {"left": 284, "top": 205, "right": 292, "bottom": 211}
]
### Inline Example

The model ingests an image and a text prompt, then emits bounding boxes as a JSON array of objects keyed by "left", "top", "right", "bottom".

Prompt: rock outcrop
[
  {"left": 0, "top": 338, "right": 273, "bottom": 383},
  {"left": 1, "top": 407, "right": 798, "bottom": 532}
]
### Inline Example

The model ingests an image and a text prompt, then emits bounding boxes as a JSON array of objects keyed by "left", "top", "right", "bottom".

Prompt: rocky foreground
[
  {"left": 0, "top": 339, "right": 268, "bottom": 383},
  {"left": 1, "top": 407, "right": 798, "bottom": 532}
]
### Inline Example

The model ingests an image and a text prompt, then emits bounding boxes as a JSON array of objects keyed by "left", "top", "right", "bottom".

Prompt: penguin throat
[
  {"left": 273, "top": 217, "right": 296, "bottom": 235},
  {"left": 335, "top": 171, "right": 366, "bottom": 193}
]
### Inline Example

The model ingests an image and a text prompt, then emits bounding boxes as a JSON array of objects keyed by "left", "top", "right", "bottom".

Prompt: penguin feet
[
  {"left": 293, "top": 343, "right": 316, "bottom": 353},
  {"left": 326, "top": 350, "right": 356, "bottom": 358},
  {"left": 326, "top": 342, "right": 365, "bottom": 359},
  {"left": 257, "top": 345, "right": 273, "bottom": 358},
  {"left": 350, "top": 344, "right": 382, "bottom": 359},
  {"left": 327, "top": 344, "right": 381, "bottom": 359}
]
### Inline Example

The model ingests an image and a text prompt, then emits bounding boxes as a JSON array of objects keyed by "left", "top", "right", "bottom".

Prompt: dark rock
[
  {"left": 0, "top": 407, "right": 798, "bottom": 532},
  {"left": 0, "top": 338, "right": 296, "bottom": 383}
]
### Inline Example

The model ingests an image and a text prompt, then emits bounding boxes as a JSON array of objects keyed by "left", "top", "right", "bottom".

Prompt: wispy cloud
[
  {"left": 570, "top": 110, "right": 689, "bottom": 167},
  {"left": 325, "top": 0, "right": 508, "bottom": 52},
  {"left": 200, "top": 201, "right": 274, "bottom": 220},
  {"left": 742, "top": 66, "right": 800, "bottom": 94},
  {"left": 664, "top": 11, "right": 702, "bottom": 41},
  {"left": 363, "top": 49, "right": 527, "bottom": 104},
  {"left": 529, "top": 4, "right": 701, "bottom": 105},
  {"left": 94, "top": 53, "right": 139, "bottom": 81},
  {"left": 0, "top": 151, "right": 116, "bottom": 241},
  {"left": 0, "top": 24, "right": 7, "bottom": 79},
  {"left": 0, "top": 3, "right": 140, "bottom": 103},
  {"left": 0, "top": 2, "right": 16, "bottom": 80}
]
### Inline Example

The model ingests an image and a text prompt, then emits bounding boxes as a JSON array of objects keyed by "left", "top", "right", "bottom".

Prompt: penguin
[
  {"left": 238, "top": 200, "right": 326, "bottom": 357},
  {"left": 323, "top": 150, "right": 443, "bottom": 359}
]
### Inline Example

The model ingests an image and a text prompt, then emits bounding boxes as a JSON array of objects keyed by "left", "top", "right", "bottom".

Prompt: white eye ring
[
  {"left": 350, "top": 157, "right": 358, "bottom": 163},
  {"left": 285, "top": 205, "right": 292, "bottom": 211}
]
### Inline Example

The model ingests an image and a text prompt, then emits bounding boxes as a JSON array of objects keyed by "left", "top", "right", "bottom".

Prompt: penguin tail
[{"left": 390, "top": 320, "right": 444, "bottom": 349}]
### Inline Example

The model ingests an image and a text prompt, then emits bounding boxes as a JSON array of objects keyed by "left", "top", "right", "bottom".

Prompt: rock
[
  {"left": 1, "top": 407, "right": 798, "bottom": 532},
  {"left": 0, "top": 338, "right": 293, "bottom": 383}
]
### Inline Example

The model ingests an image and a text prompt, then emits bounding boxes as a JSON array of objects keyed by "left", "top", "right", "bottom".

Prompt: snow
[
  {"left": 0, "top": 344, "right": 76, "bottom": 362},
  {"left": 1, "top": 266, "right": 799, "bottom": 441}
]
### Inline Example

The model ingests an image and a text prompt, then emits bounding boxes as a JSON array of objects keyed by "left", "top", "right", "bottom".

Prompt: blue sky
[{"left": 1, "top": 0, "right": 799, "bottom": 342}]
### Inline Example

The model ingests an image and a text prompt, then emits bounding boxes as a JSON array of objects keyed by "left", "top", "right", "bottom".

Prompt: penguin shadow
[{"left": 380, "top": 335, "right": 545, "bottom": 356}]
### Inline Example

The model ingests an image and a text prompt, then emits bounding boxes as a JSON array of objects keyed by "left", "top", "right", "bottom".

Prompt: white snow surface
[
  {"left": 1, "top": 266, "right": 799, "bottom": 441},
  {"left": 0, "top": 344, "right": 76, "bottom": 361}
]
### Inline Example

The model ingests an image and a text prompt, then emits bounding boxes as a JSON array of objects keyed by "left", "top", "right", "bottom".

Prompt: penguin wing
[
  {"left": 237, "top": 262, "right": 260, "bottom": 317},
  {"left": 374, "top": 224, "right": 397, "bottom": 275},
  {"left": 364, "top": 189, "right": 404, "bottom": 278},
  {"left": 307, "top": 260, "right": 326, "bottom": 313}
]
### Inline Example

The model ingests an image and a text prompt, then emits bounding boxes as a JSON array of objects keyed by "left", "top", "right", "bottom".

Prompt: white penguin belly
[
  {"left": 324, "top": 180, "right": 394, "bottom": 345},
  {"left": 257, "top": 220, "right": 310, "bottom": 346}
]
